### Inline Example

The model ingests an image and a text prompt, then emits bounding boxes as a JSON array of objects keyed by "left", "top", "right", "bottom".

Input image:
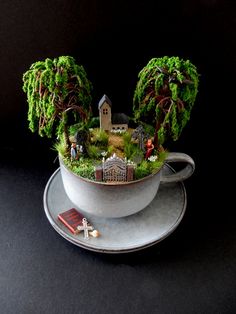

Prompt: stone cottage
[{"left": 98, "top": 95, "right": 129, "bottom": 131}]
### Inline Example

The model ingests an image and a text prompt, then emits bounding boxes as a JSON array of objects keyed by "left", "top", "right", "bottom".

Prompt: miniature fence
[{"left": 95, "top": 154, "right": 134, "bottom": 182}]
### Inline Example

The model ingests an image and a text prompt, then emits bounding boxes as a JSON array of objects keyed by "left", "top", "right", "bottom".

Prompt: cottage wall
[
  {"left": 100, "top": 102, "right": 112, "bottom": 131},
  {"left": 111, "top": 124, "right": 128, "bottom": 131}
]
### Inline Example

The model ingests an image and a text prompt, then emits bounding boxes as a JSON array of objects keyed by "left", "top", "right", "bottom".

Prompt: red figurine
[{"left": 145, "top": 139, "right": 154, "bottom": 159}]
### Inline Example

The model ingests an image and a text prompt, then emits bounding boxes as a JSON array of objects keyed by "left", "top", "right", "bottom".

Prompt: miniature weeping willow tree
[
  {"left": 133, "top": 56, "right": 199, "bottom": 147},
  {"left": 22, "top": 56, "right": 92, "bottom": 149}
]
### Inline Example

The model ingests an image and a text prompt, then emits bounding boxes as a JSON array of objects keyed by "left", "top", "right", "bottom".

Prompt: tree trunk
[
  {"left": 153, "top": 120, "right": 160, "bottom": 149},
  {"left": 62, "top": 111, "right": 70, "bottom": 151},
  {"left": 64, "top": 124, "right": 70, "bottom": 150}
]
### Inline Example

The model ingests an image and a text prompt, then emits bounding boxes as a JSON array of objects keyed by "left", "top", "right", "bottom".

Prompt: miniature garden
[{"left": 22, "top": 56, "right": 199, "bottom": 183}]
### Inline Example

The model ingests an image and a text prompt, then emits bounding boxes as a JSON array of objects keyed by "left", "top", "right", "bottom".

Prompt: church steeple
[{"left": 98, "top": 95, "right": 112, "bottom": 131}]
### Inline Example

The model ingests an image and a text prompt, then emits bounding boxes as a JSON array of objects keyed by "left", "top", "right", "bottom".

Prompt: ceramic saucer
[{"left": 43, "top": 165, "right": 187, "bottom": 253}]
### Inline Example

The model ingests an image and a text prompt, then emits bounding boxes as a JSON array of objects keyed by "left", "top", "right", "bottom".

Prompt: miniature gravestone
[
  {"left": 74, "top": 129, "right": 88, "bottom": 155},
  {"left": 131, "top": 125, "right": 149, "bottom": 151}
]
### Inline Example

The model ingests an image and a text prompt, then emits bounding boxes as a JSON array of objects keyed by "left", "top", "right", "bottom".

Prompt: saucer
[{"left": 43, "top": 165, "right": 187, "bottom": 253}]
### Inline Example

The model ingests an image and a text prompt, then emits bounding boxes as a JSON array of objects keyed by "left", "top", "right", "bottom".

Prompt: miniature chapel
[{"left": 98, "top": 95, "right": 129, "bottom": 131}]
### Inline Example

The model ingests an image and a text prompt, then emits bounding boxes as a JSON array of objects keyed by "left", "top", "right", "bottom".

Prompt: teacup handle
[{"left": 161, "top": 152, "right": 195, "bottom": 183}]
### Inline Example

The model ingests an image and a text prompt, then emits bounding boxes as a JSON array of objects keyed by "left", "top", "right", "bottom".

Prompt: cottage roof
[
  {"left": 112, "top": 113, "right": 129, "bottom": 125},
  {"left": 98, "top": 94, "right": 112, "bottom": 109}
]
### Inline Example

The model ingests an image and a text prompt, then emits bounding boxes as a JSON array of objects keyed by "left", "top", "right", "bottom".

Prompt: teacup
[{"left": 59, "top": 152, "right": 195, "bottom": 218}]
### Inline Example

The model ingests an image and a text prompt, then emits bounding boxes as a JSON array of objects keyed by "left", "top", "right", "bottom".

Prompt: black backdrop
[
  {"left": 0, "top": 0, "right": 234, "bottom": 215},
  {"left": 0, "top": 1, "right": 235, "bottom": 313},
  {"left": 1, "top": 0, "right": 235, "bottom": 149}
]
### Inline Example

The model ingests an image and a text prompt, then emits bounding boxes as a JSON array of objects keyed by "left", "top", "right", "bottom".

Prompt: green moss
[
  {"left": 91, "top": 129, "right": 109, "bottom": 146},
  {"left": 69, "top": 123, "right": 83, "bottom": 137},
  {"left": 122, "top": 131, "right": 131, "bottom": 144},
  {"left": 142, "top": 123, "right": 155, "bottom": 137},
  {"left": 122, "top": 131, "right": 143, "bottom": 160},
  {"left": 135, "top": 160, "right": 150, "bottom": 179},
  {"left": 134, "top": 150, "right": 168, "bottom": 180},
  {"left": 124, "top": 142, "right": 142, "bottom": 161},
  {"left": 87, "top": 144, "right": 101, "bottom": 159},
  {"left": 107, "top": 145, "right": 114, "bottom": 156},
  {"left": 158, "top": 150, "right": 168, "bottom": 162},
  {"left": 54, "top": 135, "right": 68, "bottom": 156},
  {"left": 57, "top": 132, "right": 168, "bottom": 181},
  {"left": 87, "top": 117, "right": 100, "bottom": 128},
  {"left": 63, "top": 157, "right": 96, "bottom": 180},
  {"left": 148, "top": 159, "right": 163, "bottom": 173}
]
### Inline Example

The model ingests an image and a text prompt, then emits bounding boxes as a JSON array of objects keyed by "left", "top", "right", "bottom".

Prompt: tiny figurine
[
  {"left": 71, "top": 142, "right": 78, "bottom": 161},
  {"left": 145, "top": 139, "right": 154, "bottom": 159},
  {"left": 77, "top": 218, "right": 94, "bottom": 239}
]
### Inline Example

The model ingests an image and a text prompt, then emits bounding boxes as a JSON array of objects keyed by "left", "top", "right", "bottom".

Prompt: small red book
[{"left": 58, "top": 208, "right": 84, "bottom": 234}]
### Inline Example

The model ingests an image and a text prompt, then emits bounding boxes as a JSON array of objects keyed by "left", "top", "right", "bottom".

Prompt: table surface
[{"left": 0, "top": 148, "right": 235, "bottom": 314}]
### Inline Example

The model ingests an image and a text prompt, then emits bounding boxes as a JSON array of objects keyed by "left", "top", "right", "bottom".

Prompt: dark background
[{"left": 0, "top": 1, "right": 235, "bottom": 313}]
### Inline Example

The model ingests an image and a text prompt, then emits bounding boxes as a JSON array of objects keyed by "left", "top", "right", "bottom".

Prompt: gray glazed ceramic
[
  {"left": 59, "top": 152, "right": 194, "bottom": 218},
  {"left": 43, "top": 166, "right": 187, "bottom": 253}
]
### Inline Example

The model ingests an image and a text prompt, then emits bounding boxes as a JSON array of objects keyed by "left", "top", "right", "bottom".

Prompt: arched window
[{"left": 103, "top": 108, "right": 108, "bottom": 115}]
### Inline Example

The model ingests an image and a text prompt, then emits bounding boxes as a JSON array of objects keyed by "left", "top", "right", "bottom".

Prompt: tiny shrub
[{"left": 91, "top": 129, "right": 109, "bottom": 146}]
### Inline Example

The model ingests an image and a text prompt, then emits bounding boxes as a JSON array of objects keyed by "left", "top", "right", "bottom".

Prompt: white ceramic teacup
[{"left": 59, "top": 152, "right": 195, "bottom": 218}]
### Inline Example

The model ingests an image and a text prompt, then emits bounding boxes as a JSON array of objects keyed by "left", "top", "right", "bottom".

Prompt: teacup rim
[{"left": 59, "top": 155, "right": 163, "bottom": 186}]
